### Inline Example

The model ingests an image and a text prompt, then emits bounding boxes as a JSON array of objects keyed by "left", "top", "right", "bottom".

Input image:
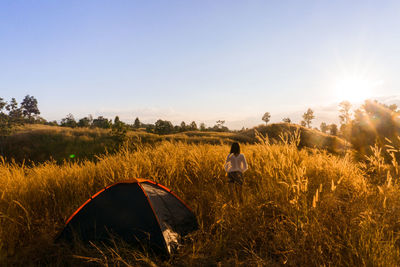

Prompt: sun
[{"left": 333, "top": 75, "right": 381, "bottom": 103}]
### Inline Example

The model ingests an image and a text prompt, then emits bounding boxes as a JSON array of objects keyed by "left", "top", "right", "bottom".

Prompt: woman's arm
[
  {"left": 224, "top": 154, "right": 232, "bottom": 172},
  {"left": 241, "top": 154, "right": 248, "bottom": 172}
]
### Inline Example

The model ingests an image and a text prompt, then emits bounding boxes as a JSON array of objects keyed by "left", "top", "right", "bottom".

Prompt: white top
[{"left": 224, "top": 153, "right": 248, "bottom": 173}]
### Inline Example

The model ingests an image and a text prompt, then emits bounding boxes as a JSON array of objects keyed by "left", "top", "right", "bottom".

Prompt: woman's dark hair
[{"left": 230, "top": 142, "right": 240, "bottom": 155}]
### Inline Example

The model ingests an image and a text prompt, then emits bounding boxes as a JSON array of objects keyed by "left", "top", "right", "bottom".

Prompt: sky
[{"left": 1, "top": 0, "right": 400, "bottom": 129}]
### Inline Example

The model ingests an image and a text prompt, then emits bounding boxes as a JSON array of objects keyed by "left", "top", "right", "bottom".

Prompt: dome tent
[{"left": 56, "top": 179, "right": 198, "bottom": 255}]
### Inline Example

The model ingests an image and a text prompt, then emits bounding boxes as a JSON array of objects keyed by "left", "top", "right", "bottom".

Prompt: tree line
[
  {"left": 262, "top": 108, "right": 339, "bottom": 135},
  {"left": 342, "top": 100, "right": 400, "bottom": 159},
  {"left": 0, "top": 95, "right": 41, "bottom": 134},
  {"left": 57, "top": 114, "right": 231, "bottom": 135},
  {"left": 263, "top": 100, "right": 400, "bottom": 159},
  {"left": 0, "top": 95, "right": 233, "bottom": 136},
  {"left": 3, "top": 95, "right": 399, "bottom": 158}
]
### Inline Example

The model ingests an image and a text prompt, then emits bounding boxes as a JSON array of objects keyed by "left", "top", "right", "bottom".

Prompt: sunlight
[{"left": 333, "top": 76, "right": 382, "bottom": 103}]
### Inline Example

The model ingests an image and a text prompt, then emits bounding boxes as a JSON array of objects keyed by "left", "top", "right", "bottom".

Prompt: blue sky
[{"left": 1, "top": 0, "right": 399, "bottom": 128}]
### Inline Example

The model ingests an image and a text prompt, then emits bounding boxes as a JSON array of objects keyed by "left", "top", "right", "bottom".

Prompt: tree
[
  {"left": 0, "top": 98, "right": 10, "bottom": 136},
  {"left": 112, "top": 116, "right": 127, "bottom": 138},
  {"left": 214, "top": 120, "right": 228, "bottom": 132},
  {"left": 114, "top": 116, "right": 121, "bottom": 125},
  {"left": 350, "top": 100, "right": 400, "bottom": 158},
  {"left": 200, "top": 123, "right": 206, "bottom": 131},
  {"left": 60, "top": 114, "right": 77, "bottom": 128},
  {"left": 34, "top": 116, "right": 47, "bottom": 124},
  {"left": 20, "top": 95, "right": 40, "bottom": 122},
  {"left": 180, "top": 121, "right": 187, "bottom": 132},
  {"left": 338, "top": 101, "right": 353, "bottom": 139},
  {"left": 262, "top": 112, "right": 271, "bottom": 124},
  {"left": 154, "top": 119, "right": 173, "bottom": 135},
  {"left": 282, "top": 117, "right": 291, "bottom": 123},
  {"left": 0, "top": 98, "right": 10, "bottom": 154},
  {"left": 92, "top": 116, "right": 112, "bottom": 129},
  {"left": 6, "top": 98, "right": 23, "bottom": 124},
  {"left": 329, "top": 124, "right": 338, "bottom": 136},
  {"left": 145, "top": 124, "right": 155, "bottom": 133},
  {"left": 134, "top": 117, "right": 141, "bottom": 129},
  {"left": 339, "top": 101, "right": 352, "bottom": 125},
  {"left": 47, "top": 120, "right": 58, "bottom": 126},
  {"left": 113, "top": 116, "right": 125, "bottom": 130},
  {"left": 320, "top": 122, "right": 329, "bottom": 133},
  {"left": 300, "top": 120, "right": 307, "bottom": 127},
  {"left": 302, "top": 108, "right": 315, "bottom": 128},
  {"left": 0, "top": 98, "right": 6, "bottom": 111},
  {"left": 216, "top": 120, "right": 225, "bottom": 128},
  {"left": 78, "top": 115, "right": 93, "bottom": 127},
  {"left": 189, "top": 121, "right": 198, "bottom": 131}
]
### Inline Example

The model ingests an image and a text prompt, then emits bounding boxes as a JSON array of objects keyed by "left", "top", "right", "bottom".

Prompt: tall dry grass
[
  {"left": 1, "top": 133, "right": 400, "bottom": 266},
  {"left": 1, "top": 125, "right": 242, "bottom": 164}
]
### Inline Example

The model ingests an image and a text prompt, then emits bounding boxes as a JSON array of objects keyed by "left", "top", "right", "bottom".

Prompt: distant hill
[
  {"left": 235, "top": 123, "right": 347, "bottom": 154},
  {"left": 0, "top": 124, "right": 124, "bottom": 164},
  {"left": 0, "top": 123, "right": 347, "bottom": 164},
  {"left": 0, "top": 125, "right": 241, "bottom": 163}
]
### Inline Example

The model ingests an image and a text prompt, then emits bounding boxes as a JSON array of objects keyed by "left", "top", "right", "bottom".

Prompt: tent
[{"left": 57, "top": 178, "right": 198, "bottom": 255}]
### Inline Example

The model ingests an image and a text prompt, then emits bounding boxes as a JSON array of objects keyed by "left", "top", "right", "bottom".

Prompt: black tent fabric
[{"left": 56, "top": 179, "right": 198, "bottom": 255}]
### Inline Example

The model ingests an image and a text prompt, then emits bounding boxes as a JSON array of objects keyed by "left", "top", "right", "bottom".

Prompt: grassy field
[
  {"left": 0, "top": 123, "right": 346, "bottom": 164},
  {"left": 0, "top": 124, "right": 243, "bottom": 164},
  {"left": 1, "top": 131, "right": 400, "bottom": 266},
  {"left": 238, "top": 123, "right": 347, "bottom": 154}
]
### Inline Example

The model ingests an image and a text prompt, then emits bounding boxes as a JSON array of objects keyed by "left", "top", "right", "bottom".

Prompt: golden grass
[
  {"left": 2, "top": 123, "right": 345, "bottom": 165},
  {"left": 1, "top": 134, "right": 400, "bottom": 266},
  {"left": 2, "top": 125, "right": 240, "bottom": 164}
]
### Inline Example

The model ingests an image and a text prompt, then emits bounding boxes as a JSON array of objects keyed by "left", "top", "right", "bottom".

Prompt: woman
[{"left": 224, "top": 142, "right": 248, "bottom": 201}]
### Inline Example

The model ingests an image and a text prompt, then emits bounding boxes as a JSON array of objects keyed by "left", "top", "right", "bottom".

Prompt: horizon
[
  {"left": 1, "top": 1, "right": 400, "bottom": 129},
  {"left": 3, "top": 95, "right": 399, "bottom": 130}
]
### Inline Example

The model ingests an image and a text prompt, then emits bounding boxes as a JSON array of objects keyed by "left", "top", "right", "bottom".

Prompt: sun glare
[{"left": 333, "top": 76, "right": 381, "bottom": 103}]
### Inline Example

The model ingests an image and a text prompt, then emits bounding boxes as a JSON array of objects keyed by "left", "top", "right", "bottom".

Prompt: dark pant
[{"left": 228, "top": 171, "right": 243, "bottom": 185}]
